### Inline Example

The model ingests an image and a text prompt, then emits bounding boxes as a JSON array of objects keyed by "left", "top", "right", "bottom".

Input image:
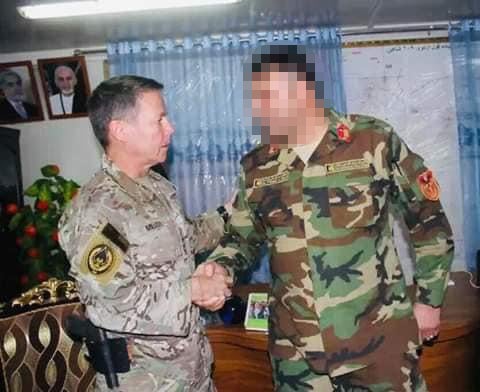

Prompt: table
[{"left": 207, "top": 272, "right": 480, "bottom": 391}]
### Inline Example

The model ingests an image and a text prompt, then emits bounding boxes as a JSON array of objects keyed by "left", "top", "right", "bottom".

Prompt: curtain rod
[{"left": 73, "top": 22, "right": 453, "bottom": 56}]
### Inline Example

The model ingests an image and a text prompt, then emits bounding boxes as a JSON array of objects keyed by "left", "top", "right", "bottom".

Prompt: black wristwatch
[{"left": 216, "top": 206, "right": 229, "bottom": 223}]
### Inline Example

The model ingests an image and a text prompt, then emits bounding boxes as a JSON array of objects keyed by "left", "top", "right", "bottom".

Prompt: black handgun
[{"left": 65, "top": 314, "right": 130, "bottom": 390}]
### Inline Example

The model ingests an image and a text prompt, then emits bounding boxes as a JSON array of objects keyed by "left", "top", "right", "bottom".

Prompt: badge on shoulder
[
  {"left": 80, "top": 222, "right": 129, "bottom": 284},
  {"left": 417, "top": 170, "right": 440, "bottom": 201}
]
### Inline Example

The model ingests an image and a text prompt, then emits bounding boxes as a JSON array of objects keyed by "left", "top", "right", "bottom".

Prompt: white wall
[{"left": 0, "top": 49, "right": 106, "bottom": 189}]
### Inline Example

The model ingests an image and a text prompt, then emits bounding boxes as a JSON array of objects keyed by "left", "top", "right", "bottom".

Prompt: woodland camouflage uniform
[{"left": 208, "top": 109, "right": 454, "bottom": 391}]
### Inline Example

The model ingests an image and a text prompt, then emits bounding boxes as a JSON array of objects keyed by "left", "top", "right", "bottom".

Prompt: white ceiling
[{"left": 1, "top": 0, "right": 479, "bottom": 53}]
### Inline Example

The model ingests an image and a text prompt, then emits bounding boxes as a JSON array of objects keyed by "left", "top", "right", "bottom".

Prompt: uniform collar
[
  {"left": 267, "top": 109, "right": 352, "bottom": 168},
  {"left": 310, "top": 109, "right": 352, "bottom": 162},
  {"left": 101, "top": 155, "right": 156, "bottom": 203}
]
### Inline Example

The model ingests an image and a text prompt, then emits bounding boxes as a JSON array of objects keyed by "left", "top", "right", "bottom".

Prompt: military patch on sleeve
[
  {"left": 325, "top": 158, "right": 370, "bottom": 175},
  {"left": 80, "top": 222, "right": 129, "bottom": 285},
  {"left": 253, "top": 171, "right": 289, "bottom": 188},
  {"left": 417, "top": 170, "right": 440, "bottom": 201}
]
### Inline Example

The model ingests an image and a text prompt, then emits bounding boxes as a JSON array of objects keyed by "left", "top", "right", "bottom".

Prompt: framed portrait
[
  {"left": 0, "top": 61, "right": 44, "bottom": 124},
  {"left": 38, "top": 56, "right": 91, "bottom": 119}
]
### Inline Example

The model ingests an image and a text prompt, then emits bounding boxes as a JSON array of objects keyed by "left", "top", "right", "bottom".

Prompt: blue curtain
[
  {"left": 108, "top": 28, "right": 346, "bottom": 217},
  {"left": 449, "top": 20, "right": 480, "bottom": 270}
]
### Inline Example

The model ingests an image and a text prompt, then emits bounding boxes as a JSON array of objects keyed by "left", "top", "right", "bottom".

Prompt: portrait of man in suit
[
  {"left": 38, "top": 56, "right": 90, "bottom": 119},
  {"left": 0, "top": 62, "right": 43, "bottom": 124}
]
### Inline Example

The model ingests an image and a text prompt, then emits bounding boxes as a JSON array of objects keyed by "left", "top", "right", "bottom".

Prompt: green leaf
[
  {"left": 55, "top": 176, "right": 67, "bottom": 186},
  {"left": 24, "top": 184, "right": 39, "bottom": 197},
  {"left": 38, "top": 183, "right": 53, "bottom": 202},
  {"left": 35, "top": 220, "right": 52, "bottom": 236},
  {"left": 63, "top": 180, "right": 79, "bottom": 203},
  {"left": 8, "top": 213, "right": 23, "bottom": 230}
]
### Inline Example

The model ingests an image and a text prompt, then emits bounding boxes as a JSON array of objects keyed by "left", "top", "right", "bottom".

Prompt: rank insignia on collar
[
  {"left": 268, "top": 145, "right": 279, "bottom": 155},
  {"left": 336, "top": 123, "right": 352, "bottom": 143},
  {"left": 417, "top": 170, "right": 440, "bottom": 201}
]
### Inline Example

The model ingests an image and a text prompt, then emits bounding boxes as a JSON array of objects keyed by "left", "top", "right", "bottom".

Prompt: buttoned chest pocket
[
  {"left": 328, "top": 176, "right": 388, "bottom": 229},
  {"left": 249, "top": 183, "right": 297, "bottom": 232}
]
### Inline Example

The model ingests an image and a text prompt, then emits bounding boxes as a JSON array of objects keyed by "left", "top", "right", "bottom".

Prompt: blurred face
[
  {"left": 55, "top": 66, "right": 77, "bottom": 95},
  {"left": 249, "top": 65, "right": 321, "bottom": 146},
  {"left": 124, "top": 90, "right": 175, "bottom": 166},
  {"left": 2, "top": 74, "right": 24, "bottom": 102}
]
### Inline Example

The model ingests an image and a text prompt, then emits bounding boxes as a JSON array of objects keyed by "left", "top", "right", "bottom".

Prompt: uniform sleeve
[
  {"left": 206, "top": 167, "right": 267, "bottom": 277},
  {"left": 190, "top": 211, "right": 225, "bottom": 253},
  {"left": 388, "top": 131, "right": 454, "bottom": 307},
  {"left": 58, "top": 203, "right": 193, "bottom": 337}
]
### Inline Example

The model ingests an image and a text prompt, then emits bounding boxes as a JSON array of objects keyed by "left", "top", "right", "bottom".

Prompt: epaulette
[
  {"left": 348, "top": 113, "right": 394, "bottom": 135},
  {"left": 239, "top": 143, "right": 271, "bottom": 172}
]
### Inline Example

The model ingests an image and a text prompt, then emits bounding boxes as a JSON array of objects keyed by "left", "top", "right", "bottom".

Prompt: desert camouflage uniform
[
  {"left": 59, "top": 155, "right": 225, "bottom": 392},
  {"left": 207, "top": 110, "right": 454, "bottom": 391}
]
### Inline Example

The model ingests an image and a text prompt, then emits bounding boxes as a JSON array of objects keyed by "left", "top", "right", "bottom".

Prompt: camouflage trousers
[
  {"left": 270, "top": 351, "right": 427, "bottom": 392},
  {"left": 94, "top": 355, "right": 216, "bottom": 392},
  {"left": 95, "top": 370, "right": 215, "bottom": 392}
]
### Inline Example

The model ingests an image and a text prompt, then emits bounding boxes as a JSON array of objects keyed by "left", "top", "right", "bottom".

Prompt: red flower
[
  {"left": 27, "top": 248, "right": 40, "bottom": 258},
  {"left": 5, "top": 203, "right": 18, "bottom": 215},
  {"left": 20, "top": 275, "right": 29, "bottom": 286},
  {"left": 51, "top": 230, "right": 59, "bottom": 242},
  {"left": 37, "top": 271, "right": 48, "bottom": 282},
  {"left": 337, "top": 124, "right": 352, "bottom": 143},
  {"left": 16, "top": 237, "right": 23, "bottom": 247},
  {"left": 36, "top": 200, "right": 49, "bottom": 212},
  {"left": 51, "top": 165, "right": 60, "bottom": 175},
  {"left": 24, "top": 225, "right": 37, "bottom": 237}
]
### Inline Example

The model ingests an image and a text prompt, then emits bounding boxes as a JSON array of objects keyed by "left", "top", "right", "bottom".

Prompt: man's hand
[
  {"left": 195, "top": 261, "right": 231, "bottom": 281},
  {"left": 191, "top": 262, "right": 233, "bottom": 311},
  {"left": 414, "top": 302, "right": 441, "bottom": 343}
]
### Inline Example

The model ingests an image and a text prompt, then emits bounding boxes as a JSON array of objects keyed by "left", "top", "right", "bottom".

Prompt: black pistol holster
[{"left": 65, "top": 314, "right": 130, "bottom": 390}]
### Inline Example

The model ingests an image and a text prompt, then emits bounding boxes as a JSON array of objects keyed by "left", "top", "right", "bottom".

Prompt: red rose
[
  {"left": 36, "top": 200, "right": 49, "bottom": 212},
  {"left": 37, "top": 271, "right": 48, "bottom": 282},
  {"left": 51, "top": 230, "right": 59, "bottom": 242},
  {"left": 24, "top": 225, "right": 37, "bottom": 237},
  {"left": 5, "top": 203, "right": 18, "bottom": 215},
  {"left": 20, "top": 275, "right": 29, "bottom": 286},
  {"left": 27, "top": 248, "right": 40, "bottom": 258}
]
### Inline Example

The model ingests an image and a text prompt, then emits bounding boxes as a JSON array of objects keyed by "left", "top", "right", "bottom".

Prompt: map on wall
[{"left": 343, "top": 41, "right": 465, "bottom": 281}]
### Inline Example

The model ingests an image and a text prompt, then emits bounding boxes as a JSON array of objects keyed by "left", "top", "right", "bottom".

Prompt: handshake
[{"left": 191, "top": 262, "right": 233, "bottom": 311}]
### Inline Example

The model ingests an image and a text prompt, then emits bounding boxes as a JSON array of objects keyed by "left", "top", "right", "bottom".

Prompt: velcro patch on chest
[
  {"left": 253, "top": 171, "right": 289, "bottom": 188},
  {"left": 80, "top": 222, "right": 129, "bottom": 285},
  {"left": 325, "top": 158, "right": 370, "bottom": 175}
]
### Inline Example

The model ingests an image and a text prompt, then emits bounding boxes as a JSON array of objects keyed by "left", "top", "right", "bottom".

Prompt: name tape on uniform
[
  {"left": 253, "top": 171, "right": 289, "bottom": 188},
  {"left": 325, "top": 159, "right": 370, "bottom": 175}
]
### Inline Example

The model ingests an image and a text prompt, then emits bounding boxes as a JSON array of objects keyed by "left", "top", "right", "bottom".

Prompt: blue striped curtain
[
  {"left": 449, "top": 20, "right": 480, "bottom": 270},
  {"left": 108, "top": 28, "right": 346, "bottom": 217}
]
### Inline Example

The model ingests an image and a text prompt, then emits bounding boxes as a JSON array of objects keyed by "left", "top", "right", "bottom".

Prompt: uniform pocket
[{"left": 328, "top": 181, "right": 378, "bottom": 229}]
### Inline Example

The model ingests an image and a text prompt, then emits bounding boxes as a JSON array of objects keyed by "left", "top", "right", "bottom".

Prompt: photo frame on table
[
  {"left": 0, "top": 61, "right": 44, "bottom": 124},
  {"left": 38, "top": 56, "right": 90, "bottom": 120},
  {"left": 244, "top": 292, "right": 269, "bottom": 332}
]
